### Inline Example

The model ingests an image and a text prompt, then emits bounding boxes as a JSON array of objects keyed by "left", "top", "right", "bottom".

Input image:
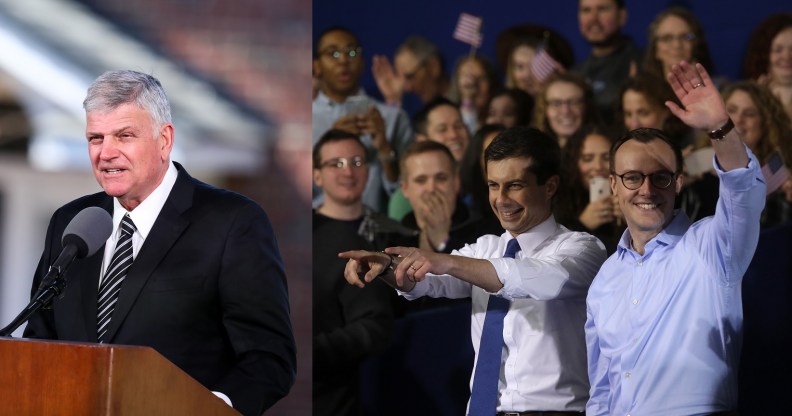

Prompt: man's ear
[
  {"left": 312, "top": 59, "right": 322, "bottom": 79},
  {"left": 158, "top": 123, "right": 175, "bottom": 160},
  {"left": 312, "top": 168, "right": 323, "bottom": 188},
  {"left": 610, "top": 174, "right": 618, "bottom": 196},
  {"left": 545, "top": 175, "right": 560, "bottom": 201},
  {"left": 675, "top": 173, "right": 685, "bottom": 195}
]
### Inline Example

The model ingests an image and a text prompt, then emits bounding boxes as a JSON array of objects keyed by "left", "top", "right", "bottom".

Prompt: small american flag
[
  {"left": 761, "top": 152, "right": 790, "bottom": 195},
  {"left": 453, "top": 13, "right": 483, "bottom": 48},
  {"left": 530, "top": 46, "right": 561, "bottom": 82}
]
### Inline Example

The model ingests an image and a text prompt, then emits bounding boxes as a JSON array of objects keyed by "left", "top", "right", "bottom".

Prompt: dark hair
[
  {"left": 721, "top": 80, "right": 792, "bottom": 164},
  {"left": 533, "top": 72, "right": 600, "bottom": 141},
  {"left": 481, "top": 88, "right": 535, "bottom": 128},
  {"left": 554, "top": 125, "right": 616, "bottom": 227},
  {"left": 448, "top": 55, "right": 501, "bottom": 106},
  {"left": 312, "top": 129, "right": 365, "bottom": 168},
  {"left": 399, "top": 140, "right": 457, "bottom": 176},
  {"left": 615, "top": 72, "right": 690, "bottom": 142},
  {"left": 609, "top": 128, "right": 683, "bottom": 175},
  {"left": 564, "top": 125, "right": 617, "bottom": 188},
  {"left": 643, "top": 7, "right": 715, "bottom": 80},
  {"left": 743, "top": 13, "right": 792, "bottom": 80},
  {"left": 460, "top": 123, "right": 508, "bottom": 214},
  {"left": 496, "top": 27, "right": 575, "bottom": 87},
  {"left": 413, "top": 96, "right": 461, "bottom": 135},
  {"left": 484, "top": 126, "right": 561, "bottom": 186},
  {"left": 314, "top": 26, "right": 359, "bottom": 58},
  {"left": 579, "top": 0, "right": 625, "bottom": 8}
]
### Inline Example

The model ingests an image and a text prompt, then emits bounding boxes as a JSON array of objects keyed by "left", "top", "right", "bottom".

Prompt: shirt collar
[
  {"left": 616, "top": 209, "right": 692, "bottom": 257},
  {"left": 315, "top": 88, "right": 367, "bottom": 106},
  {"left": 112, "top": 161, "right": 178, "bottom": 240},
  {"left": 506, "top": 215, "right": 558, "bottom": 255}
]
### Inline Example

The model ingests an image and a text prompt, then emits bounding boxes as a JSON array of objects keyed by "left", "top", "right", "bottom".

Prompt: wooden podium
[{"left": 0, "top": 337, "right": 239, "bottom": 415}]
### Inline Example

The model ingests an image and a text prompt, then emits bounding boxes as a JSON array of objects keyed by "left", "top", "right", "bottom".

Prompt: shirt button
[
  {"left": 632, "top": 299, "right": 638, "bottom": 305},
  {"left": 637, "top": 261, "right": 643, "bottom": 266},
  {"left": 625, "top": 371, "right": 631, "bottom": 378}
]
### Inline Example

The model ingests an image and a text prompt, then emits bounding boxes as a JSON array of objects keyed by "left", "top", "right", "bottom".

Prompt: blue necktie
[{"left": 468, "top": 238, "right": 521, "bottom": 415}]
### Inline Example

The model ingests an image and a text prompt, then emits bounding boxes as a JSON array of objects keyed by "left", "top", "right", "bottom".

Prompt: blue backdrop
[{"left": 314, "top": 0, "right": 791, "bottom": 103}]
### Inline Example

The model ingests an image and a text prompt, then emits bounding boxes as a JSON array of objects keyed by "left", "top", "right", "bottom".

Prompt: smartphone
[
  {"left": 589, "top": 177, "right": 610, "bottom": 202},
  {"left": 346, "top": 96, "right": 370, "bottom": 115}
]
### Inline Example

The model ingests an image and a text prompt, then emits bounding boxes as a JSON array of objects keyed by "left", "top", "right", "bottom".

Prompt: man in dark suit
[{"left": 23, "top": 70, "right": 296, "bottom": 416}]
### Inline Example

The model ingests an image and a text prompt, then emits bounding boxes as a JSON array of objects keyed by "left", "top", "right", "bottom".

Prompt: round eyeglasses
[
  {"left": 656, "top": 32, "right": 696, "bottom": 44},
  {"left": 612, "top": 170, "right": 676, "bottom": 190},
  {"left": 319, "top": 156, "right": 367, "bottom": 170},
  {"left": 320, "top": 47, "right": 362, "bottom": 60}
]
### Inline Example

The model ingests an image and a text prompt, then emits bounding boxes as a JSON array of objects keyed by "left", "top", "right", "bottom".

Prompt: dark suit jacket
[{"left": 24, "top": 163, "right": 296, "bottom": 416}]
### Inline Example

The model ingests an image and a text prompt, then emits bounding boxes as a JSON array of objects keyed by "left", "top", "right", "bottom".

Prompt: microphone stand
[{"left": 0, "top": 264, "right": 72, "bottom": 337}]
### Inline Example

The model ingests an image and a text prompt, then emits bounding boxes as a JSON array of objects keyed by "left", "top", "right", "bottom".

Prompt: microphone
[
  {"left": 47, "top": 206, "right": 113, "bottom": 279},
  {"left": 1, "top": 207, "right": 112, "bottom": 336},
  {"left": 34, "top": 207, "right": 112, "bottom": 299}
]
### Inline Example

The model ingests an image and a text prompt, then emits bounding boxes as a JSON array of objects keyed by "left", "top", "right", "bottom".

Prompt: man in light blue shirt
[
  {"left": 313, "top": 26, "right": 413, "bottom": 212},
  {"left": 585, "top": 61, "right": 767, "bottom": 415}
]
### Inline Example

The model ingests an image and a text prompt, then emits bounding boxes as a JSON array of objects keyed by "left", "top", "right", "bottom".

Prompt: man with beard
[{"left": 573, "top": 0, "right": 643, "bottom": 125}]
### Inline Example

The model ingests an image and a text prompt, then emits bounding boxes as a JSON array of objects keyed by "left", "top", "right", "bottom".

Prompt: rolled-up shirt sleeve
[{"left": 488, "top": 231, "right": 606, "bottom": 301}]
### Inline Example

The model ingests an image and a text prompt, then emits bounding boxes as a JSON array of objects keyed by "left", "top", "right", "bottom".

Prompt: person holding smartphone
[
  {"left": 313, "top": 26, "right": 414, "bottom": 213},
  {"left": 555, "top": 125, "right": 624, "bottom": 253}
]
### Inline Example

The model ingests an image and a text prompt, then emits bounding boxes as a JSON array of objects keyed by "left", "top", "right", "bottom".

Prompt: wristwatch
[
  {"left": 374, "top": 251, "right": 397, "bottom": 278},
  {"left": 708, "top": 118, "right": 734, "bottom": 141}
]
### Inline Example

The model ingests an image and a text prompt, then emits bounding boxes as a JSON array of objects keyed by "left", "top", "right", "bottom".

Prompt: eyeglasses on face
[
  {"left": 546, "top": 98, "right": 584, "bottom": 109},
  {"left": 401, "top": 60, "right": 427, "bottom": 82},
  {"left": 656, "top": 32, "right": 696, "bottom": 44},
  {"left": 612, "top": 170, "right": 676, "bottom": 190},
  {"left": 320, "top": 156, "right": 367, "bottom": 170},
  {"left": 320, "top": 47, "right": 362, "bottom": 60}
]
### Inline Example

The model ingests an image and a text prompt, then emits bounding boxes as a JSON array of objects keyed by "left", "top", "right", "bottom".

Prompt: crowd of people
[{"left": 313, "top": 1, "right": 792, "bottom": 414}]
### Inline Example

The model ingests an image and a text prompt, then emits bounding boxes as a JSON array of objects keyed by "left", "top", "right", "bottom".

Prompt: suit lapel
[
  {"left": 76, "top": 248, "right": 105, "bottom": 342},
  {"left": 78, "top": 198, "right": 113, "bottom": 342},
  {"left": 102, "top": 166, "right": 194, "bottom": 343}
]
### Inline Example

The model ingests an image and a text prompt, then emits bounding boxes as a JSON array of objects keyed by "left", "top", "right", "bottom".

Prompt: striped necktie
[
  {"left": 468, "top": 237, "right": 521, "bottom": 415},
  {"left": 97, "top": 214, "right": 136, "bottom": 343}
]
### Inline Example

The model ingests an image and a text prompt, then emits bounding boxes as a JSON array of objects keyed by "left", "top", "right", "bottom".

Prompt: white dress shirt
[
  {"left": 100, "top": 161, "right": 178, "bottom": 281},
  {"left": 97, "top": 161, "right": 234, "bottom": 407},
  {"left": 402, "top": 216, "right": 607, "bottom": 412}
]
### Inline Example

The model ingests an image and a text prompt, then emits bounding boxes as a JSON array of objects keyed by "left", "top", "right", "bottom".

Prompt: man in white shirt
[{"left": 341, "top": 126, "right": 606, "bottom": 415}]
